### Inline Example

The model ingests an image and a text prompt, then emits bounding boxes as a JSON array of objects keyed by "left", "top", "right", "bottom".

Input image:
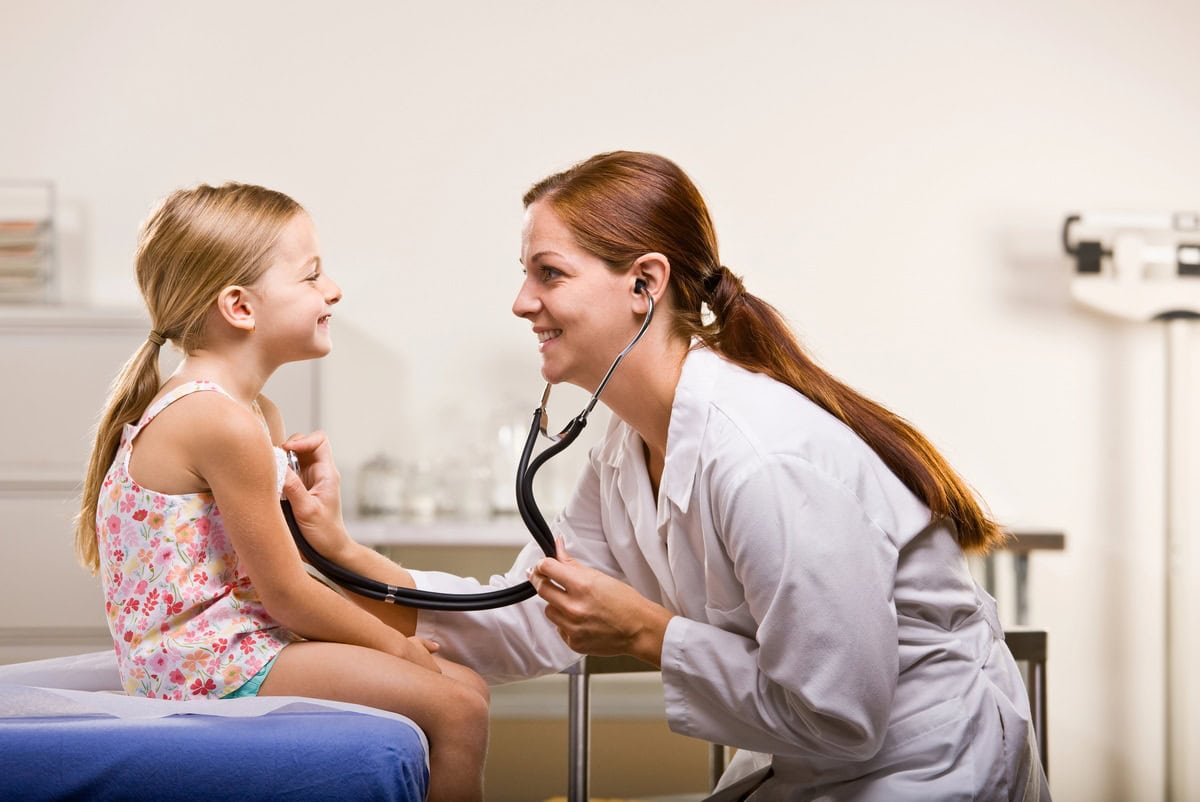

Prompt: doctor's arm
[{"left": 661, "top": 455, "right": 901, "bottom": 761}]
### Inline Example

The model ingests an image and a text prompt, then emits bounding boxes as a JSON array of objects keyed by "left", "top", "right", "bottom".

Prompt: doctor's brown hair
[
  {"left": 524, "top": 151, "right": 1006, "bottom": 553},
  {"left": 74, "top": 183, "right": 303, "bottom": 573}
]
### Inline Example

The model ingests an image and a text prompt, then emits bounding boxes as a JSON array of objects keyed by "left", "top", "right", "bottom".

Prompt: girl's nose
[{"left": 324, "top": 275, "right": 343, "bottom": 305}]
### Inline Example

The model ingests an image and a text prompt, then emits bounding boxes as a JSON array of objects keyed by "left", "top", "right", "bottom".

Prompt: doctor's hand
[
  {"left": 529, "top": 539, "right": 675, "bottom": 667},
  {"left": 281, "top": 430, "right": 354, "bottom": 563}
]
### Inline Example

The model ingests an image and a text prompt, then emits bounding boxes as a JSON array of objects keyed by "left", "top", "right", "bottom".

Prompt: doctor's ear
[
  {"left": 215, "top": 285, "right": 256, "bottom": 333},
  {"left": 630, "top": 253, "right": 669, "bottom": 311}
]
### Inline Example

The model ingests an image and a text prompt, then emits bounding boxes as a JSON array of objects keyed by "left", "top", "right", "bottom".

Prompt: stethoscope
[{"left": 282, "top": 279, "right": 654, "bottom": 610}]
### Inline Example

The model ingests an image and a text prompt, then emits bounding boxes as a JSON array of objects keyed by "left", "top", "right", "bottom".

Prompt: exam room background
[{"left": 3, "top": 2, "right": 1199, "bottom": 800}]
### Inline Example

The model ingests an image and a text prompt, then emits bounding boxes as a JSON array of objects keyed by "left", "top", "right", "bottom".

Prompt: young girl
[{"left": 75, "top": 183, "right": 488, "bottom": 802}]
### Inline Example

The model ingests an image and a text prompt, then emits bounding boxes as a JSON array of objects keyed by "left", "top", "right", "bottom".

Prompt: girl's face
[
  {"left": 252, "top": 212, "right": 342, "bottom": 362},
  {"left": 513, "top": 201, "right": 638, "bottom": 389}
]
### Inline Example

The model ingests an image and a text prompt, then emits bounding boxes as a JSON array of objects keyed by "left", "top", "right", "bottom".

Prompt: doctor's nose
[{"left": 511, "top": 282, "right": 540, "bottom": 319}]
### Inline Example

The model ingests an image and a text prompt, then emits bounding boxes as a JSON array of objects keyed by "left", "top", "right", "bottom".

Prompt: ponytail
[
  {"left": 699, "top": 266, "right": 1006, "bottom": 554},
  {"left": 75, "top": 337, "right": 164, "bottom": 573},
  {"left": 75, "top": 180, "right": 303, "bottom": 573},
  {"left": 526, "top": 151, "right": 1006, "bottom": 554}
]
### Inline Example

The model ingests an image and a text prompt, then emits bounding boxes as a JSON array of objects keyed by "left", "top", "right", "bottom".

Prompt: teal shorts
[{"left": 224, "top": 656, "right": 278, "bottom": 699}]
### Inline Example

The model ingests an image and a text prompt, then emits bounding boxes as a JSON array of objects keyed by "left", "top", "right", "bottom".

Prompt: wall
[{"left": 3, "top": 2, "right": 1200, "bottom": 798}]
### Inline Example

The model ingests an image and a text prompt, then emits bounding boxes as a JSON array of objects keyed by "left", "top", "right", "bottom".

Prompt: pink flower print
[
  {"left": 239, "top": 633, "right": 258, "bottom": 654},
  {"left": 120, "top": 493, "right": 137, "bottom": 514},
  {"left": 192, "top": 570, "right": 209, "bottom": 585},
  {"left": 134, "top": 579, "right": 149, "bottom": 595},
  {"left": 222, "top": 664, "right": 244, "bottom": 687},
  {"left": 143, "top": 588, "right": 160, "bottom": 615},
  {"left": 153, "top": 496, "right": 165, "bottom": 510},
  {"left": 130, "top": 481, "right": 141, "bottom": 493},
  {"left": 148, "top": 512, "right": 165, "bottom": 530},
  {"left": 123, "top": 630, "right": 134, "bottom": 643},
  {"left": 190, "top": 677, "right": 216, "bottom": 697},
  {"left": 169, "top": 669, "right": 186, "bottom": 685},
  {"left": 136, "top": 548, "right": 153, "bottom": 566},
  {"left": 132, "top": 508, "right": 148, "bottom": 522},
  {"left": 150, "top": 653, "right": 168, "bottom": 673},
  {"left": 196, "top": 517, "right": 211, "bottom": 536},
  {"left": 122, "top": 598, "right": 140, "bottom": 615},
  {"left": 112, "top": 570, "right": 124, "bottom": 588},
  {"left": 106, "top": 516, "right": 121, "bottom": 535},
  {"left": 211, "top": 637, "right": 228, "bottom": 655},
  {"left": 108, "top": 485, "right": 121, "bottom": 503}
]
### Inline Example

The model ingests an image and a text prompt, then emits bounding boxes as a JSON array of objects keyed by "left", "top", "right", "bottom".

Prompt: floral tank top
[{"left": 97, "top": 380, "right": 294, "bottom": 700}]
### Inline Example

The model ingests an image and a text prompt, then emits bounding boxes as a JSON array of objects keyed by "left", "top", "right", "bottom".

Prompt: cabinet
[{"left": 0, "top": 307, "right": 319, "bottom": 663}]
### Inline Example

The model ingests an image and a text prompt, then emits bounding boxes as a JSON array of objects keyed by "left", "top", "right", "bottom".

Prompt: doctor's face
[{"left": 514, "top": 202, "right": 638, "bottom": 390}]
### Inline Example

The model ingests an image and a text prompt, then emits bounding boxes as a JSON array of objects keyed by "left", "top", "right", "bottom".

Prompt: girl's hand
[
  {"left": 281, "top": 430, "right": 353, "bottom": 561},
  {"left": 404, "top": 636, "right": 442, "bottom": 673},
  {"left": 529, "top": 539, "right": 674, "bottom": 666}
]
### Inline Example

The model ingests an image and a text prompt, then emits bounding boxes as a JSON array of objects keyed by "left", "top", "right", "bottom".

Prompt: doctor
[{"left": 283, "top": 151, "right": 1050, "bottom": 801}]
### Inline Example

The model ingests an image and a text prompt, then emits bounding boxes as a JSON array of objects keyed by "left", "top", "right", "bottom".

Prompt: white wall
[{"left": 4, "top": 2, "right": 1200, "bottom": 798}]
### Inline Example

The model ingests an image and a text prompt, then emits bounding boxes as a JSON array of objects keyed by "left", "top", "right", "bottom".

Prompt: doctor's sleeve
[
  {"left": 408, "top": 448, "right": 627, "bottom": 685},
  {"left": 661, "top": 454, "right": 901, "bottom": 760}
]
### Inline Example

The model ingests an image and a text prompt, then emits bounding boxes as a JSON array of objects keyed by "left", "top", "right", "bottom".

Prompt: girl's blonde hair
[{"left": 75, "top": 183, "right": 303, "bottom": 573}]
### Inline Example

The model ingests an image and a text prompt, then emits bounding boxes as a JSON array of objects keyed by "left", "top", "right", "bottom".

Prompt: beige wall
[{"left": 3, "top": 2, "right": 1200, "bottom": 798}]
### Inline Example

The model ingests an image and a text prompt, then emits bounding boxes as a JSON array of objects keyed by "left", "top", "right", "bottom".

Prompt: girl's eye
[
  {"left": 305, "top": 272, "right": 320, "bottom": 282},
  {"left": 540, "top": 266, "right": 562, "bottom": 281}
]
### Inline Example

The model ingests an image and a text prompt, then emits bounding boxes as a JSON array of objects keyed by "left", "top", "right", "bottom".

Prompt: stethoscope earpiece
[{"left": 634, "top": 278, "right": 647, "bottom": 295}]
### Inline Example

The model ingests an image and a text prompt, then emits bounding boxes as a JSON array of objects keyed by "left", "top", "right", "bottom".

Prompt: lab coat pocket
[{"left": 880, "top": 695, "right": 968, "bottom": 753}]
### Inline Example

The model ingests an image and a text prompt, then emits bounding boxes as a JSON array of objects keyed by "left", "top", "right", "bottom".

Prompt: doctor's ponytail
[{"left": 525, "top": 151, "right": 1006, "bottom": 554}]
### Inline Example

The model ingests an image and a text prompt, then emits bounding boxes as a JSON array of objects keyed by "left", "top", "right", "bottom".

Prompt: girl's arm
[
  {"left": 186, "top": 394, "right": 434, "bottom": 669},
  {"left": 278, "top": 429, "right": 422, "bottom": 636}
]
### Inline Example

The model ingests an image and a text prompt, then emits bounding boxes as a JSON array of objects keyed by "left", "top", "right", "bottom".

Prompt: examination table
[{"left": 0, "top": 650, "right": 428, "bottom": 801}]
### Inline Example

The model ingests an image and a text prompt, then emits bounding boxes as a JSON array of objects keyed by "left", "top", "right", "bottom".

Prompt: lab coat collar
[
  {"left": 659, "top": 344, "right": 719, "bottom": 516},
  {"left": 595, "top": 344, "right": 719, "bottom": 517}
]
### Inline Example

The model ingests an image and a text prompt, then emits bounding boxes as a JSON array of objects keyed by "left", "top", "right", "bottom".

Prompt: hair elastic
[{"left": 147, "top": 330, "right": 166, "bottom": 346}]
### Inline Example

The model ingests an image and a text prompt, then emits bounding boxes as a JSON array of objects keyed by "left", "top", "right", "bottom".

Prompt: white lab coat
[{"left": 411, "top": 346, "right": 1049, "bottom": 801}]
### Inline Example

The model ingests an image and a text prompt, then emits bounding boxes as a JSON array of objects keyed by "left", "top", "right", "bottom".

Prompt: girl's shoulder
[{"left": 251, "top": 393, "right": 286, "bottom": 443}]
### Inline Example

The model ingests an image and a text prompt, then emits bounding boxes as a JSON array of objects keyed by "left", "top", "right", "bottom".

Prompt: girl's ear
[{"left": 216, "top": 285, "right": 255, "bottom": 333}]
